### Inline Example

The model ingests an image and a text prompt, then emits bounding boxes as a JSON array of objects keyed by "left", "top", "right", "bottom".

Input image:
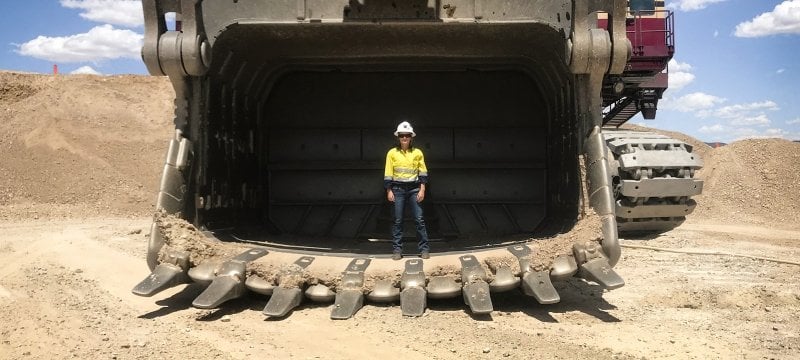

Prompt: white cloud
[
  {"left": 788, "top": 118, "right": 800, "bottom": 125},
  {"left": 669, "top": 0, "right": 727, "bottom": 12},
  {"left": 713, "top": 30, "right": 719, "bottom": 37},
  {"left": 680, "top": 93, "right": 726, "bottom": 110},
  {"left": 698, "top": 124, "right": 726, "bottom": 133},
  {"left": 764, "top": 128, "right": 790, "bottom": 136},
  {"left": 777, "top": 68, "right": 786, "bottom": 74},
  {"left": 694, "top": 100, "right": 778, "bottom": 130},
  {"left": 660, "top": 92, "right": 726, "bottom": 112},
  {"left": 70, "top": 65, "right": 102, "bottom": 75},
  {"left": 668, "top": 59, "right": 693, "bottom": 72},
  {"left": 16, "top": 25, "right": 143, "bottom": 63},
  {"left": 711, "top": 101, "right": 779, "bottom": 119},
  {"left": 686, "top": 100, "right": 792, "bottom": 142},
  {"left": 699, "top": 126, "right": 797, "bottom": 142},
  {"left": 669, "top": 72, "right": 695, "bottom": 91},
  {"left": 730, "top": 114, "right": 771, "bottom": 127},
  {"left": 667, "top": 59, "right": 695, "bottom": 90},
  {"left": 734, "top": 0, "right": 800, "bottom": 38},
  {"left": 60, "top": 0, "right": 143, "bottom": 28},
  {"left": 731, "top": 127, "right": 794, "bottom": 141}
]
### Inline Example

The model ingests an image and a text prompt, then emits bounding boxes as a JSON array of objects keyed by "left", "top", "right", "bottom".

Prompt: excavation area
[{"left": 2, "top": 74, "right": 799, "bottom": 359}]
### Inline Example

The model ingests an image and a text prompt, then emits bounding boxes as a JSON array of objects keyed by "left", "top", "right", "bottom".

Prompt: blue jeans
[{"left": 391, "top": 186, "right": 430, "bottom": 253}]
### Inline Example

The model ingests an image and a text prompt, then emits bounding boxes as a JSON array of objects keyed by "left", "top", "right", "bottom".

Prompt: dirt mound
[
  {"left": 620, "top": 124, "right": 800, "bottom": 229},
  {"left": 0, "top": 82, "right": 37, "bottom": 103},
  {"left": 0, "top": 71, "right": 174, "bottom": 220},
  {"left": 692, "top": 138, "right": 800, "bottom": 228}
]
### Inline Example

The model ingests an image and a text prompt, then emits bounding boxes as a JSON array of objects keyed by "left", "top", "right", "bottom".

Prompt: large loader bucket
[{"left": 137, "top": 0, "right": 629, "bottom": 317}]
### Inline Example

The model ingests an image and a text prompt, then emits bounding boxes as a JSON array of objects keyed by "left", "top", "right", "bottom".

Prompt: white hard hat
[{"left": 393, "top": 121, "right": 416, "bottom": 137}]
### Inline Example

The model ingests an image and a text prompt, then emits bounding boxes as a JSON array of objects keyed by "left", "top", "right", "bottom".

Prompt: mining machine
[{"left": 133, "top": 0, "right": 702, "bottom": 318}]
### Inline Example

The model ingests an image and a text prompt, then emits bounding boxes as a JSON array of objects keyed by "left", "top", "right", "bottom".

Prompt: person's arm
[
  {"left": 417, "top": 150, "right": 428, "bottom": 202},
  {"left": 384, "top": 150, "right": 395, "bottom": 202}
]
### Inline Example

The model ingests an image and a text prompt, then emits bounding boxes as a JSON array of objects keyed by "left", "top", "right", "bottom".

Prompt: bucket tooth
[
  {"left": 192, "top": 262, "right": 246, "bottom": 309},
  {"left": 579, "top": 258, "right": 625, "bottom": 290},
  {"left": 507, "top": 244, "right": 560, "bottom": 304},
  {"left": 262, "top": 256, "right": 314, "bottom": 317},
  {"left": 427, "top": 276, "right": 461, "bottom": 299},
  {"left": 400, "top": 287, "right": 427, "bottom": 317},
  {"left": 400, "top": 259, "right": 426, "bottom": 317},
  {"left": 460, "top": 255, "right": 493, "bottom": 315},
  {"left": 367, "top": 280, "right": 400, "bottom": 303},
  {"left": 132, "top": 250, "right": 190, "bottom": 297},
  {"left": 463, "top": 282, "right": 493, "bottom": 315},
  {"left": 192, "top": 248, "right": 268, "bottom": 309},
  {"left": 489, "top": 266, "right": 520, "bottom": 293},
  {"left": 550, "top": 255, "right": 578, "bottom": 281},
  {"left": 331, "top": 290, "right": 365, "bottom": 320},
  {"left": 305, "top": 284, "right": 335, "bottom": 302},
  {"left": 521, "top": 271, "right": 560, "bottom": 304},
  {"left": 263, "top": 287, "right": 304, "bottom": 317},
  {"left": 132, "top": 263, "right": 189, "bottom": 297},
  {"left": 245, "top": 275, "right": 275, "bottom": 296},
  {"left": 330, "top": 258, "right": 370, "bottom": 320}
]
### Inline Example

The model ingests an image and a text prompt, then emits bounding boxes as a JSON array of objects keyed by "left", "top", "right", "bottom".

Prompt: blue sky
[{"left": 1, "top": 0, "right": 799, "bottom": 143}]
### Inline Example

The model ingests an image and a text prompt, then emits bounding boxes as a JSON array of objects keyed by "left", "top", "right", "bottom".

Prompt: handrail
[{"left": 628, "top": 9, "right": 674, "bottom": 56}]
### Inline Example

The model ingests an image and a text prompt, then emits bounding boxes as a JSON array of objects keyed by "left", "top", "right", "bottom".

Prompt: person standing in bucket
[{"left": 384, "top": 121, "right": 430, "bottom": 260}]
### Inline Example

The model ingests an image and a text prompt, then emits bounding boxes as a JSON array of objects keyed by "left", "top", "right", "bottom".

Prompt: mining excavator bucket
[{"left": 130, "top": 0, "right": 694, "bottom": 318}]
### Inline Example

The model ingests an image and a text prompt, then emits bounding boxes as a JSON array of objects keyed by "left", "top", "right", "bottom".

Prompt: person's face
[{"left": 398, "top": 133, "right": 412, "bottom": 147}]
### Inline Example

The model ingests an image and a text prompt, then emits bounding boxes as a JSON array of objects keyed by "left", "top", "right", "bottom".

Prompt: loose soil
[{"left": 1, "top": 72, "right": 798, "bottom": 359}]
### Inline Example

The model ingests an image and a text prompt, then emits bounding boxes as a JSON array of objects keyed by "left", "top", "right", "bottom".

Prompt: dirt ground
[{"left": 1, "top": 72, "right": 799, "bottom": 359}]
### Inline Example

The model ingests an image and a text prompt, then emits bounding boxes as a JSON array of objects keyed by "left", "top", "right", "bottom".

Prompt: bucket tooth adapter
[
  {"left": 132, "top": 249, "right": 190, "bottom": 297},
  {"left": 135, "top": 0, "right": 695, "bottom": 317},
  {"left": 574, "top": 241, "right": 625, "bottom": 290},
  {"left": 331, "top": 258, "right": 371, "bottom": 320},
  {"left": 507, "top": 245, "right": 560, "bottom": 304},
  {"left": 192, "top": 248, "right": 268, "bottom": 309},
  {"left": 400, "top": 259, "right": 427, "bottom": 317},
  {"left": 460, "top": 255, "right": 493, "bottom": 315}
]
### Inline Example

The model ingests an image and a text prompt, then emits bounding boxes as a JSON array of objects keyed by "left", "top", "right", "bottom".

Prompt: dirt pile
[
  {"left": 622, "top": 124, "right": 800, "bottom": 230},
  {"left": 692, "top": 138, "right": 800, "bottom": 228},
  {"left": 0, "top": 71, "right": 174, "bottom": 220}
]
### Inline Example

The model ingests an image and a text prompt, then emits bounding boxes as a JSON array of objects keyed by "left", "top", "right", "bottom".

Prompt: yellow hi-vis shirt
[{"left": 384, "top": 147, "right": 428, "bottom": 187}]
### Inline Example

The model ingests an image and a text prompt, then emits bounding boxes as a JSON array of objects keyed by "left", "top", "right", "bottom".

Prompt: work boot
[
  {"left": 392, "top": 251, "right": 402, "bottom": 260},
  {"left": 420, "top": 251, "right": 430, "bottom": 259}
]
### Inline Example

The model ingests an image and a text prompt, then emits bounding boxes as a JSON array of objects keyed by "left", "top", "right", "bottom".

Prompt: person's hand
[
  {"left": 416, "top": 190, "right": 425, "bottom": 203},
  {"left": 387, "top": 190, "right": 395, "bottom": 202}
]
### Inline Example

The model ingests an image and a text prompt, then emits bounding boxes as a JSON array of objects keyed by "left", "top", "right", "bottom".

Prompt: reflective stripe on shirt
[{"left": 384, "top": 147, "right": 428, "bottom": 183}]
